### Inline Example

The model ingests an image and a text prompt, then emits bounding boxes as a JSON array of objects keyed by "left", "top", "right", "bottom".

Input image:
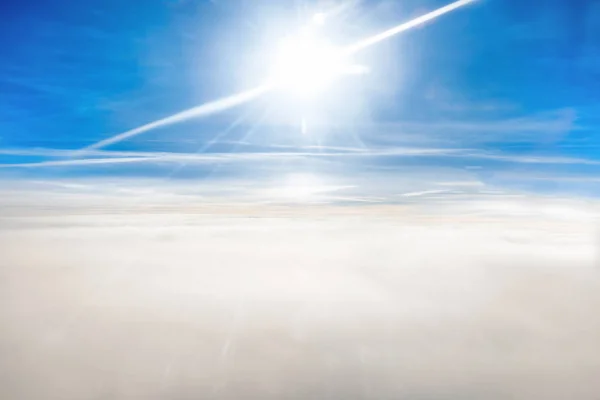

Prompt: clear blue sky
[{"left": 1, "top": 0, "right": 599, "bottom": 199}]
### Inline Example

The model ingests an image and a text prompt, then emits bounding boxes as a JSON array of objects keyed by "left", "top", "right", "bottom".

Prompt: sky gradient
[{"left": 1, "top": 0, "right": 599, "bottom": 201}]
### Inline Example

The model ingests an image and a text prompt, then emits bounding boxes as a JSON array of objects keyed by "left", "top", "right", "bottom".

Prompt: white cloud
[
  {"left": 0, "top": 201, "right": 598, "bottom": 399},
  {"left": 1, "top": 145, "right": 598, "bottom": 169}
]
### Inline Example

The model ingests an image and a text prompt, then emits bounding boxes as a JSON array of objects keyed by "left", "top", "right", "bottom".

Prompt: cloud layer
[{"left": 1, "top": 200, "right": 598, "bottom": 399}]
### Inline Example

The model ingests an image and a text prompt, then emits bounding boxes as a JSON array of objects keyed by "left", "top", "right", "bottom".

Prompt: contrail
[
  {"left": 0, "top": 157, "right": 160, "bottom": 168},
  {"left": 345, "top": 0, "right": 477, "bottom": 54},
  {"left": 0, "top": 147, "right": 473, "bottom": 168},
  {"left": 82, "top": 84, "right": 271, "bottom": 151}
]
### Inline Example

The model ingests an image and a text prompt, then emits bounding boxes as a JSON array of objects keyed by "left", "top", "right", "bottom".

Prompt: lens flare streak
[
  {"left": 83, "top": 84, "right": 272, "bottom": 152},
  {"left": 74, "top": 0, "right": 477, "bottom": 154},
  {"left": 344, "top": 0, "right": 476, "bottom": 54}
]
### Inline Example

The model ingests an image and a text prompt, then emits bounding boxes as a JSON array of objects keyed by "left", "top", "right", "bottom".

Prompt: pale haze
[
  {"left": 1, "top": 185, "right": 599, "bottom": 399},
  {"left": 2, "top": 0, "right": 600, "bottom": 398}
]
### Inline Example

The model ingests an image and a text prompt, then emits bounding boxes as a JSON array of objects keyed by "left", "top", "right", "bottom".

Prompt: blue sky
[{"left": 1, "top": 0, "right": 599, "bottom": 201}]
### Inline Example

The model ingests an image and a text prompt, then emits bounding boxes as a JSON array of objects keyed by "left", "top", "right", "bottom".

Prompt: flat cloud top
[{"left": 1, "top": 204, "right": 599, "bottom": 399}]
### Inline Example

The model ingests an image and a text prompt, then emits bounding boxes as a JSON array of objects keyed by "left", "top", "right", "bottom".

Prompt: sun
[{"left": 269, "top": 30, "right": 350, "bottom": 98}]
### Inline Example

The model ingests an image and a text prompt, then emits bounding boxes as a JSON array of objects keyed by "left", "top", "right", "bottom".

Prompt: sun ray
[
  {"left": 70, "top": 0, "right": 478, "bottom": 153},
  {"left": 344, "top": 0, "right": 477, "bottom": 55},
  {"left": 202, "top": 107, "right": 273, "bottom": 180},
  {"left": 81, "top": 84, "right": 271, "bottom": 152},
  {"left": 164, "top": 109, "right": 255, "bottom": 180}
]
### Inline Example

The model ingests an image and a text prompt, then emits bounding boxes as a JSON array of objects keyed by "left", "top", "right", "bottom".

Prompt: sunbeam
[
  {"left": 344, "top": 0, "right": 477, "bottom": 54},
  {"left": 164, "top": 109, "right": 255, "bottom": 180},
  {"left": 82, "top": 84, "right": 272, "bottom": 152},
  {"left": 71, "top": 0, "right": 477, "bottom": 156},
  {"left": 202, "top": 108, "right": 272, "bottom": 180}
]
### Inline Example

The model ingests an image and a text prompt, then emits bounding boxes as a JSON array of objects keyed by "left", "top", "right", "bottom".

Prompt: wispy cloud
[
  {"left": 0, "top": 157, "right": 160, "bottom": 168},
  {"left": 399, "top": 189, "right": 454, "bottom": 197},
  {"left": 367, "top": 108, "right": 580, "bottom": 145},
  {"left": 0, "top": 146, "right": 466, "bottom": 168},
  {"left": 2, "top": 145, "right": 599, "bottom": 168},
  {"left": 459, "top": 151, "right": 600, "bottom": 165},
  {"left": 0, "top": 148, "right": 159, "bottom": 158}
]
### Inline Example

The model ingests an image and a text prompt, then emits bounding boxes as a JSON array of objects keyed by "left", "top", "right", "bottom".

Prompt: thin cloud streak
[
  {"left": 400, "top": 189, "right": 454, "bottom": 197},
  {"left": 0, "top": 157, "right": 163, "bottom": 168},
  {"left": 2, "top": 146, "right": 600, "bottom": 168},
  {"left": 0, "top": 147, "right": 468, "bottom": 169},
  {"left": 352, "top": 109, "right": 579, "bottom": 141},
  {"left": 467, "top": 152, "right": 600, "bottom": 165},
  {"left": 0, "top": 148, "right": 161, "bottom": 158},
  {"left": 0, "top": 144, "right": 370, "bottom": 159}
]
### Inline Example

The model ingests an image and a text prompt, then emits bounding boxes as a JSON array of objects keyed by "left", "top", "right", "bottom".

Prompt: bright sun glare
[
  {"left": 270, "top": 29, "right": 349, "bottom": 98},
  {"left": 79, "top": 0, "right": 477, "bottom": 152}
]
